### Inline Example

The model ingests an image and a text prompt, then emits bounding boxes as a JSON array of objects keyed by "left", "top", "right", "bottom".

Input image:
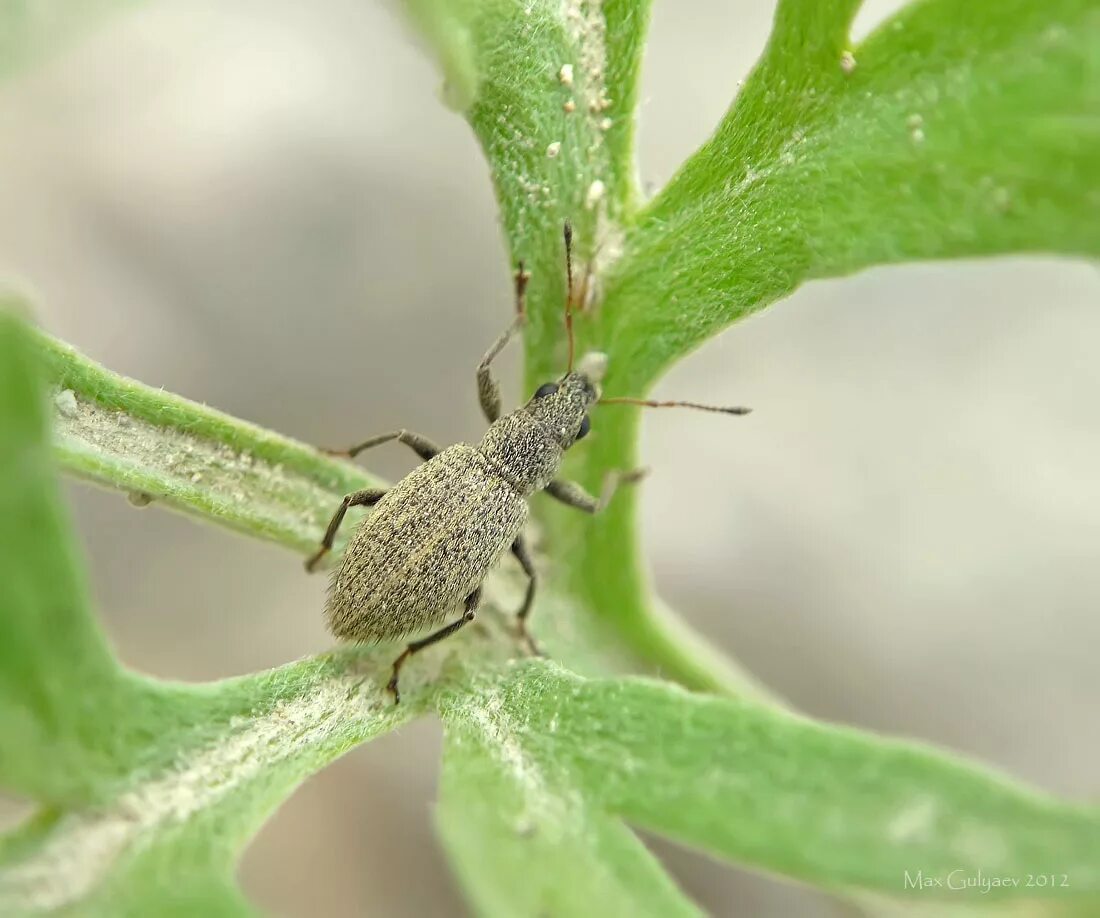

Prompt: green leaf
[
  {"left": 0, "top": 307, "right": 154, "bottom": 806},
  {"left": 440, "top": 663, "right": 1100, "bottom": 906},
  {"left": 437, "top": 671, "right": 702, "bottom": 918},
  {"left": 398, "top": 0, "right": 653, "bottom": 372},
  {"left": 600, "top": 0, "right": 1100, "bottom": 393},
  {"left": 0, "top": 308, "right": 429, "bottom": 912},
  {"left": 0, "top": 648, "right": 427, "bottom": 916},
  {"left": 35, "top": 327, "right": 383, "bottom": 557}
]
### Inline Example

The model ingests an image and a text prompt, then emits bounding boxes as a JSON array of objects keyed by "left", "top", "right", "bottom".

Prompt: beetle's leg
[
  {"left": 323, "top": 429, "right": 440, "bottom": 463},
  {"left": 510, "top": 535, "right": 542, "bottom": 656},
  {"left": 544, "top": 468, "right": 648, "bottom": 514},
  {"left": 304, "top": 487, "right": 387, "bottom": 572},
  {"left": 477, "top": 263, "right": 529, "bottom": 423},
  {"left": 387, "top": 587, "right": 481, "bottom": 704}
]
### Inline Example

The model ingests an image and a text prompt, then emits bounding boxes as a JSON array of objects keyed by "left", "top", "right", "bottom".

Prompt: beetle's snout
[{"left": 576, "top": 351, "right": 608, "bottom": 384}]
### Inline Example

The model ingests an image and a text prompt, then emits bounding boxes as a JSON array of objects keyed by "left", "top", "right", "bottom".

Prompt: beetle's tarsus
[
  {"left": 386, "top": 650, "right": 410, "bottom": 705},
  {"left": 383, "top": 599, "right": 479, "bottom": 704},
  {"left": 517, "top": 624, "right": 545, "bottom": 658}
]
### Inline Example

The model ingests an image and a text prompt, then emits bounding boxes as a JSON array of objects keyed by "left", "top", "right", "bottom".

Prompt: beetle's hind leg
[
  {"left": 510, "top": 535, "right": 543, "bottom": 657},
  {"left": 305, "top": 487, "right": 387, "bottom": 572},
  {"left": 386, "top": 587, "right": 481, "bottom": 704}
]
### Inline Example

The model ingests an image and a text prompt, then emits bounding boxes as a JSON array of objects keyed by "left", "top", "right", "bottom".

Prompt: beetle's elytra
[{"left": 307, "top": 224, "right": 749, "bottom": 702}]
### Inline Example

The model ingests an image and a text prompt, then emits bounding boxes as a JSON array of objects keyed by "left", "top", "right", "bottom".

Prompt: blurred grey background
[{"left": 1, "top": 1, "right": 1098, "bottom": 915}]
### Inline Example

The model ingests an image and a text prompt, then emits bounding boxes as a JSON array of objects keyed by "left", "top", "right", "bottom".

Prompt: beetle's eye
[
  {"left": 534, "top": 382, "right": 559, "bottom": 399},
  {"left": 576, "top": 415, "right": 591, "bottom": 440}
]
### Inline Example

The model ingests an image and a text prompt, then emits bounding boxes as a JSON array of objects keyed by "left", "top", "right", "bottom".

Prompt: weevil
[{"left": 306, "top": 223, "right": 750, "bottom": 702}]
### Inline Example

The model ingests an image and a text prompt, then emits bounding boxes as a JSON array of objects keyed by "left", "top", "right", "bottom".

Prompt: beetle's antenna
[
  {"left": 563, "top": 220, "right": 576, "bottom": 372},
  {"left": 600, "top": 397, "right": 752, "bottom": 416}
]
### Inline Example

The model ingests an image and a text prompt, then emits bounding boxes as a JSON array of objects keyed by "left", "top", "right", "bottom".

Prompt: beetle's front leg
[
  {"left": 544, "top": 468, "right": 648, "bottom": 514},
  {"left": 323, "top": 429, "right": 440, "bottom": 464},
  {"left": 476, "top": 263, "right": 529, "bottom": 423}
]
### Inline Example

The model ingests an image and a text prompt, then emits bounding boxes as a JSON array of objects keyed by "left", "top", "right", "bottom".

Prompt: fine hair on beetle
[{"left": 306, "top": 221, "right": 751, "bottom": 703}]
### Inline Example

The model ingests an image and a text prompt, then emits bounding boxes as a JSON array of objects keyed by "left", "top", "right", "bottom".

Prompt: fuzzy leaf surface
[
  {"left": 438, "top": 663, "right": 1100, "bottom": 910},
  {"left": 36, "top": 328, "right": 382, "bottom": 558},
  {"left": 0, "top": 312, "right": 426, "bottom": 914}
]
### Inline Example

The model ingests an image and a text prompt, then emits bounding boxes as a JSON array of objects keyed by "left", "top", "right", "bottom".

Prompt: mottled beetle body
[
  {"left": 326, "top": 355, "right": 604, "bottom": 645},
  {"left": 306, "top": 225, "right": 747, "bottom": 701},
  {"left": 326, "top": 443, "right": 528, "bottom": 643}
]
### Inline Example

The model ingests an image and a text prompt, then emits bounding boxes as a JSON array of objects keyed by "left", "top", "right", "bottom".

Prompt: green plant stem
[{"left": 34, "top": 327, "right": 383, "bottom": 556}]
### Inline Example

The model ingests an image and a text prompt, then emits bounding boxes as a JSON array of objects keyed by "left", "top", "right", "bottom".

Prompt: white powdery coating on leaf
[
  {"left": 886, "top": 795, "right": 939, "bottom": 843},
  {"left": 462, "top": 686, "right": 576, "bottom": 839},
  {"left": 53, "top": 389, "right": 78, "bottom": 418},
  {"left": 560, "top": 0, "right": 621, "bottom": 267},
  {"left": 561, "top": 0, "right": 608, "bottom": 119},
  {"left": 467, "top": 690, "right": 547, "bottom": 799},
  {"left": 0, "top": 677, "right": 375, "bottom": 912},
  {"left": 952, "top": 824, "right": 1011, "bottom": 869},
  {"left": 585, "top": 179, "right": 606, "bottom": 209},
  {"left": 49, "top": 388, "right": 341, "bottom": 541}
]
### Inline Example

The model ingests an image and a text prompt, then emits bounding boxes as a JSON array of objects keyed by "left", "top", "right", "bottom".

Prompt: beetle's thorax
[
  {"left": 477, "top": 357, "right": 604, "bottom": 495},
  {"left": 478, "top": 412, "right": 564, "bottom": 495}
]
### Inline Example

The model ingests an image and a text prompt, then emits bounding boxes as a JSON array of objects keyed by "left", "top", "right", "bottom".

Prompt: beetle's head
[{"left": 524, "top": 351, "right": 606, "bottom": 449}]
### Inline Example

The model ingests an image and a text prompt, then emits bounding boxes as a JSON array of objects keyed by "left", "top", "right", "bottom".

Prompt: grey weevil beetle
[{"left": 306, "top": 223, "right": 750, "bottom": 702}]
